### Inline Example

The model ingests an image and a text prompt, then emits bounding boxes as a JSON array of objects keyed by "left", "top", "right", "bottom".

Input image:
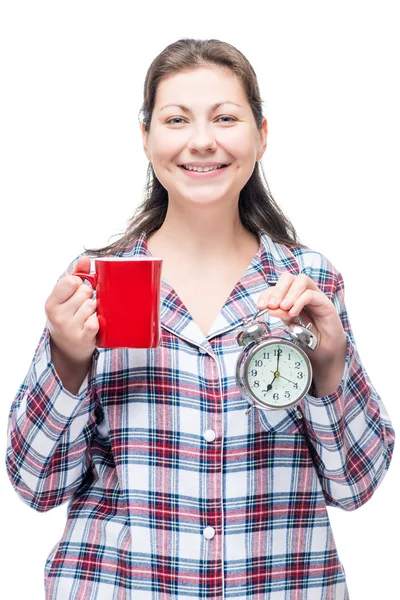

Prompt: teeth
[{"left": 182, "top": 164, "right": 225, "bottom": 172}]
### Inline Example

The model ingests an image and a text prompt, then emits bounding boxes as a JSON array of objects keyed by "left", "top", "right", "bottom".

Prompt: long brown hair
[{"left": 83, "top": 38, "right": 306, "bottom": 257}]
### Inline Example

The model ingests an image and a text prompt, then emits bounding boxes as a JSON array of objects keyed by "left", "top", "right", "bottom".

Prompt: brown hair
[{"left": 83, "top": 38, "right": 306, "bottom": 257}]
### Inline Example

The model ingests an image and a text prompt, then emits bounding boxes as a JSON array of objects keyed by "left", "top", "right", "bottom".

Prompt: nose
[{"left": 186, "top": 122, "right": 218, "bottom": 152}]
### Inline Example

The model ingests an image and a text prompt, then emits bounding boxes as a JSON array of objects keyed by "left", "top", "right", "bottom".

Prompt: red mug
[{"left": 73, "top": 257, "right": 163, "bottom": 348}]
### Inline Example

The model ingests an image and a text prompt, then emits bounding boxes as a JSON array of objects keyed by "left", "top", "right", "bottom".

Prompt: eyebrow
[{"left": 159, "top": 101, "right": 242, "bottom": 113}]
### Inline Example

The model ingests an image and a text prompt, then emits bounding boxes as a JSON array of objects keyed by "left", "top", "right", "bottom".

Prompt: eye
[
  {"left": 165, "top": 117, "right": 185, "bottom": 125},
  {"left": 165, "top": 116, "right": 237, "bottom": 125},
  {"left": 216, "top": 116, "right": 237, "bottom": 123}
]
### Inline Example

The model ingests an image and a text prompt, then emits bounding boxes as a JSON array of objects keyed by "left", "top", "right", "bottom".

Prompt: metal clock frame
[{"left": 236, "top": 336, "right": 314, "bottom": 411}]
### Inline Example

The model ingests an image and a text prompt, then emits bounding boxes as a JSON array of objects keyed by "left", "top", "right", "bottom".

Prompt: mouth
[
  {"left": 178, "top": 164, "right": 231, "bottom": 179},
  {"left": 179, "top": 163, "right": 230, "bottom": 169},
  {"left": 179, "top": 163, "right": 231, "bottom": 174}
]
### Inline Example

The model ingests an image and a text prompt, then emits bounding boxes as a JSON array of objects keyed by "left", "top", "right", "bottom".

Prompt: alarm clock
[{"left": 235, "top": 308, "right": 318, "bottom": 413}]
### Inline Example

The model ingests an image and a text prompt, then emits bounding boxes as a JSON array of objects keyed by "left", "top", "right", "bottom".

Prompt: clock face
[{"left": 245, "top": 339, "right": 312, "bottom": 409}]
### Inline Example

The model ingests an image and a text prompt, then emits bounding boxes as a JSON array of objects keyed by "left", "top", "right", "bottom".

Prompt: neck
[{"left": 147, "top": 203, "right": 258, "bottom": 263}]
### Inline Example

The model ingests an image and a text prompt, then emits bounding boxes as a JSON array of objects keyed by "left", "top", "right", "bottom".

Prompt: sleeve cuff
[
  {"left": 304, "top": 332, "right": 355, "bottom": 406},
  {"left": 30, "top": 326, "right": 100, "bottom": 421}
]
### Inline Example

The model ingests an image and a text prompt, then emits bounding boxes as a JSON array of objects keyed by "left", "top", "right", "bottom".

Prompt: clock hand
[
  {"left": 269, "top": 370, "right": 297, "bottom": 386},
  {"left": 280, "top": 375, "right": 297, "bottom": 385},
  {"left": 263, "top": 349, "right": 281, "bottom": 394},
  {"left": 266, "top": 373, "right": 277, "bottom": 392}
]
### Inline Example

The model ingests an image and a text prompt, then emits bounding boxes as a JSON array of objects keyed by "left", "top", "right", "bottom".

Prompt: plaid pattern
[{"left": 6, "top": 228, "right": 395, "bottom": 599}]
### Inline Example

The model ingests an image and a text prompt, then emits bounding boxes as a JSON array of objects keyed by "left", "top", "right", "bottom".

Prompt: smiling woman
[
  {"left": 138, "top": 66, "right": 270, "bottom": 244},
  {"left": 6, "top": 37, "right": 395, "bottom": 600},
  {"left": 81, "top": 39, "right": 302, "bottom": 257}
]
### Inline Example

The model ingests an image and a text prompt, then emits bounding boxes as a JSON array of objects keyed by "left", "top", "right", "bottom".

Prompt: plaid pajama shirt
[{"left": 6, "top": 228, "right": 395, "bottom": 599}]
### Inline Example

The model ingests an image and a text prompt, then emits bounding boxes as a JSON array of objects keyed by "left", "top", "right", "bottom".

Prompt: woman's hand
[
  {"left": 257, "top": 273, "right": 347, "bottom": 370},
  {"left": 45, "top": 256, "right": 99, "bottom": 365}
]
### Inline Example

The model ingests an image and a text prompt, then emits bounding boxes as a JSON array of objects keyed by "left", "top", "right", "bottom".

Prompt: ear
[
  {"left": 141, "top": 122, "right": 151, "bottom": 162},
  {"left": 256, "top": 117, "right": 268, "bottom": 162}
]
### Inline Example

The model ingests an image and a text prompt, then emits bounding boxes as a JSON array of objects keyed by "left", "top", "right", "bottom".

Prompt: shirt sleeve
[
  {"left": 297, "top": 268, "right": 395, "bottom": 511},
  {"left": 5, "top": 254, "right": 101, "bottom": 512}
]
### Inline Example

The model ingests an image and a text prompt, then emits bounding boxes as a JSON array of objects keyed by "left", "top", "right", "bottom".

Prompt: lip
[
  {"left": 179, "top": 162, "right": 230, "bottom": 167},
  {"left": 179, "top": 164, "right": 230, "bottom": 179}
]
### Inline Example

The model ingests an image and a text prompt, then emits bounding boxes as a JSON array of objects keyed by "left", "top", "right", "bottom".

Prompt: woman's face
[{"left": 141, "top": 67, "right": 267, "bottom": 209}]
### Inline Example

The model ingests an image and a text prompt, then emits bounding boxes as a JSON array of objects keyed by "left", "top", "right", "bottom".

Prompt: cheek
[
  {"left": 154, "top": 139, "right": 179, "bottom": 159},
  {"left": 223, "top": 134, "right": 258, "bottom": 162},
  {"left": 237, "top": 135, "right": 258, "bottom": 156},
  {"left": 150, "top": 128, "right": 183, "bottom": 159}
]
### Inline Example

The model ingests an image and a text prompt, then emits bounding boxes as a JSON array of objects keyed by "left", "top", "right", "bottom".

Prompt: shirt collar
[{"left": 122, "top": 228, "right": 301, "bottom": 346}]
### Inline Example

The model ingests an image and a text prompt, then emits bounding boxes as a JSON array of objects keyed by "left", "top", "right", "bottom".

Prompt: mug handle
[{"left": 73, "top": 272, "right": 97, "bottom": 289}]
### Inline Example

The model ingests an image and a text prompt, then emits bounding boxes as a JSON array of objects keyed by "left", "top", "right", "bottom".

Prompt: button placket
[{"left": 198, "top": 344, "right": 219, "bottom": 549}]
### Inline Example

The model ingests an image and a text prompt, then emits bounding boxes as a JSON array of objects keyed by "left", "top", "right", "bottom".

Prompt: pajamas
[{"left": 6, "top": 228, "right": 395, "bottom": 599}]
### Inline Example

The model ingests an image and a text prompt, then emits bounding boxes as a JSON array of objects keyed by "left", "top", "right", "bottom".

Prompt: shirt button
[
  {"left": 199, "top": 347, "right": 207, "bottom": 354},
  {"left": 296, "top": 409, "right": 303, "bottom": 419},
  {"left": 203, "top": 429, "right": 216, "bottom": 442},
  {"left": 203, "top": 526, "right": 215, "bottom": 540}
]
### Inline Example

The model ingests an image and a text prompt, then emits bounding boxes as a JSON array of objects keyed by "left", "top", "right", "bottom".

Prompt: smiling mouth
[{"left": 179, "top": 164, "right": 230, "bottom": 172}]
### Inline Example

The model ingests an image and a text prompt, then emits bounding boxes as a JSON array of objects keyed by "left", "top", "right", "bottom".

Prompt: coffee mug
[{"left": 73, "top": 257, "right": 163, "bottom": 348}]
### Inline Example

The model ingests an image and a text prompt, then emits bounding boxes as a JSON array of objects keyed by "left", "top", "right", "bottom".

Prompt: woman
[{"left": 6, "top": 38, "right": 395, "bottom": 599}]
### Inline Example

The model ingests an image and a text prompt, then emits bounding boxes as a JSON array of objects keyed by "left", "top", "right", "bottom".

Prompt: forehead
[{"left": 154, "top": 67, "right": 249, "bottom": 108}]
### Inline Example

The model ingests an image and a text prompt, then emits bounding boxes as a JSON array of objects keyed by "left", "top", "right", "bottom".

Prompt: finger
[
  {"left": 286, "top": 289, "right": 330, "bottom": 318},
  {"left": 264, "top": 306, "right": 294, "bottom": 326},
  {"left": 48, "top": 256, "right": 91, "bottom": 306},
  {"left": 73, "top": 297, "right": 97, "bottom": 329},
  {"left": 257, "top": 273, "right": 295, "bottom": 309},
  {"left": 55, "top": 256, "right": 92, "bottom": 303},
  {"left": 82, "top": 312, "right": 99, "bottom": 336},
  {"left": 72, "top": 256, "right": 92, "bottom": 275},
  {"left": 279, "top": 274, "right": 319, "bottom": 311},
  {"left": 47, "top": 280, "right": 93, "bottom": 323},
  {"left": 257, "top": 273, "right": 320, "bottom": 310},
  {"left": 46, "top": 275, "right": 82, "bottom": 309},
  {"left": 71, "top": 256, "right": 94, "bottom": 297},
  {"left": 67, "top": 283, "right": 95, "bottom": 317}
]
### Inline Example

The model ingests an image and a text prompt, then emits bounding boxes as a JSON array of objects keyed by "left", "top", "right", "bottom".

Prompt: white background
[{"left": 1, "top": 2, "right": 399, "bottom": 598}]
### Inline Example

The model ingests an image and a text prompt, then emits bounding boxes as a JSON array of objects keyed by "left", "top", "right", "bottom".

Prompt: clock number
[
  {"left": 253, "top": 380, "right": 260, "bottom": 387},
  {"left": 255, "top": 360, "right": 263, "bottom": 367},
  {"left": 295, "top": 361, "right": 301, "bottom": 369},
  {"left": 273, "top": 393, "right": 279, "bottom": 400},
  {"left": 251, "top": 369, "right": 258, "bottom": 377},
  {"left": 273, "top": 349, "right": 283, "bottom": 357},
  {"left": 285, "top": 391, "right": 290, "bottom": 399},
  {"left": 297, "top": 372, "right": 304, "bottom": 379}
]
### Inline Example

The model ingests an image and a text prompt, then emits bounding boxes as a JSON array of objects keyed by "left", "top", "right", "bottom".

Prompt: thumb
[{"left": 72, "top": 255, "right": 92, "bottom": 275}]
